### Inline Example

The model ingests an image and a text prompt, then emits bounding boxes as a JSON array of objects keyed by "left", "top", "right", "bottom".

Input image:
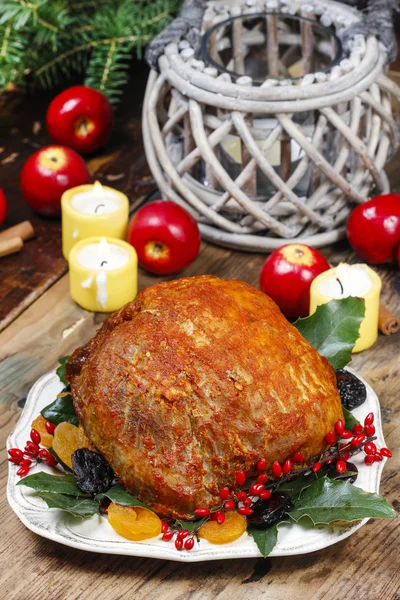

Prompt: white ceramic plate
[{"left": 7, "top": 370, "right": 388, "bottom": 562}]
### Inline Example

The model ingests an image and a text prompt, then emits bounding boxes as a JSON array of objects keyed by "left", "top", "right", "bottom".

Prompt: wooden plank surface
[
  {"left": 0, "top": 237, "right": 399, "bottom": 600},
  {"left": 0, "top": 60, "right": 153, "bottom": 332}
]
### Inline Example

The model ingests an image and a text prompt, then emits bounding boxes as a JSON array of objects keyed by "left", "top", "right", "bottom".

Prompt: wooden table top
[{"left": 0, "top": 61, "right": 399, "bottom": 600}]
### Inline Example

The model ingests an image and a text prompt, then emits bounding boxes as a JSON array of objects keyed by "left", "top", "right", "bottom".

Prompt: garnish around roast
[
  {"left": 71, "top": 448, "right": 115, "bottom": 494},
  {"left": 247, "top": 493, "right": 294, "bottom": 528},
  {"left": 65, "top": 275, "right": 343, "bottom": 519},
  {"left": 336, "top": 369, "right": 367, "bottom": 410}
]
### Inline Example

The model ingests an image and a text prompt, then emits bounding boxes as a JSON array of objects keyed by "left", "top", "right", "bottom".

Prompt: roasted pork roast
[{"left": 66, "top": 276, "right": 343, "bottom": 519}]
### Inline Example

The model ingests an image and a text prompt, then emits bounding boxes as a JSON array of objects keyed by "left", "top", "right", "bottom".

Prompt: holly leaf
[
  {"left": 293, "top": 298, "right": 365, "bottom": 369},
  {"left": 248, "top": 523, "right": 279, "bottom": 557},
  {"left": 277, "top": 467, "right": 357, "bottom": 502},
  {"left": 17, "top": 472, "right": 84, "bottom": 495},
  {"left": 41, "top": 393, "right": 78, "bottom": 426},
  {"left": 34, "top": 491, "right": 100, "bottom": 518},
  {"left": 56, "top": 356, "right": 70, "bottom": 386},
  {"left": 342, "top": 406, "right": 360, "bottom": 430},
  {"left": 95, "top": 484, "right": 153, "bottom": 512},
  {"left": 289, "top": 477, "right": 396, "bottom": 524}
]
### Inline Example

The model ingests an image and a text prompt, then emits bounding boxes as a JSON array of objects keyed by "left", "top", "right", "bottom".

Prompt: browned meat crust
[{"left": 66, "top": 275, "right": 343, "bottom": 519}]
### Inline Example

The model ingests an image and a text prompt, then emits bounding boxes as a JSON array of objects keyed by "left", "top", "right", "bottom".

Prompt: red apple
[
  {"left": 20, "top": 145, "right": 90, "bottom": 217},
  {"left": 46, "top": 85, "right": 114, "bottom": 154},
  {"left": 128, "top": 200, "right": 201, "bottom": 275},
  {"left": 346, "top": 194, "right": 400, "bottom": 264},
  {"left": 259, "top": 244, "right": 330, "bottom": 319},
  {"left": 0, "top": 188, "right": 7, "bottom": 227}
]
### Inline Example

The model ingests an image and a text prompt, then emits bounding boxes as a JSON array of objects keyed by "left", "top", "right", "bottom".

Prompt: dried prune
[
  {"left": 246, "top": 492, "right": 294, "bottom": 528},
  {"left": 72, "top": 448, "right": 115, "bottom": 494},
  {"left": 336, "top": 369, "right": 367, "bottom": 410}
]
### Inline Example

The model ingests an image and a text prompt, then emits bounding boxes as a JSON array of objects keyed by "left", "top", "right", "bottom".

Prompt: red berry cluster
[
  {"left": 161, "top": 522, "right": 195, "bottom": 551},
  {"left": 8, "top": 422, "right": 57, "bottom": 476}
]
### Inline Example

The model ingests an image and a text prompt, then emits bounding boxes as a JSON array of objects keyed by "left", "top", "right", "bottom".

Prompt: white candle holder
[{"left": 143, "top": 0, "right": 400, "bottom": 251}]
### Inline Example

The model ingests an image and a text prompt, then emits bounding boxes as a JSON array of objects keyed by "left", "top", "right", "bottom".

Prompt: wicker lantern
[{"left": 143, "top": 0, "right": 400, "bottom": 251}]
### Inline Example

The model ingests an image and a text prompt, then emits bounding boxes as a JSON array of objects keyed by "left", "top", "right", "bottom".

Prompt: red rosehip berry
[
  {"left": 364, "top": 455, "right": 375, "bottom": 465},
  {"left": 219, "top": 487, "right": 230, "bottom": 501},
  {"left": 272, "top": 462, "right": 283, "bottom": 478},
  {"left": 39, "top": 448, "right": 51, "bottom": 461},
  {"left": 351, "top": 434, "right": 366, "bottom": 448},
  {"left": 341, "top": 453, "right": 351, "bottom": 461},
  {"left": 341, "top": 430, "right": 353, "bottom": 439},
  {"left": 243, "top": 498, "right": 252, "bottom": 507},
  {"left": 177, "top": 530, "right": 189, "bottom": 541},
  {"left": 380, "top": 447, "right": 392, "bottom": 458},
  {"left": 45, "top": 421, "right": 56, "bottom": 435},
  {"left": 283, "top": 459, "right": 293, "bottom": 475},
  {"left": 194, "top": 508, "right": 210, "bottom": 518},
  {"left": 9, "top": 457, "right": 22, "bottom": 465},
  {"left": 325, "top": 458, "right": 335, "bottom": 465},
  {"left": 364, "top": 412, "right": 374, "bottom": 426},
  {"left": 260, "top": 490, "right": 271, "bottom": 501},
  {"left": 256, "top": 459, "right": 267, "bottom": 472},
  {"left": 17, "top": 466, "right": 30, "bottom": 477},
  {"left": 364, "top": 424, "right": 375, "bottom": 436},
  {"left": 235, "top": 471, "right": 246, "bottom": 486},
  {"left": 364, "top": 442, "right": 377, "bottom": 455},
  {"left": 30, "top": 429, "right": 41, "bottom": 445},
  {"left": 237, "top": 491, "right": 247, "bottom": 502},
  {"left": 237, "top": 507, "right": 253, "bottom": 516},
  {"left": 210, "top": 510, "right": 222, "bottom": 521},
  {"left": 161, "top": 521, "right": 168, "bottom": 534},
  {"left": 216, "top": 512, "right": 225, "bottom": 525},
  {"left": 292, "top": 452, "right": 304, "bottom": 463},
  {"left": 25, "top": 441, "right": 40, "bottom": 456},
  {"left": 335, "top": 420, "right": 345, "bottom": 436},
  {"left": 325, "top": 431, "right": 336, "bottom": 444},
  {"left": 353, "top": 424, "right": 363, "bottom": 435},
  {"left": 162, "top": 531, "right": 174, "bottom": 541},
  {"left": 335, "top": 460, "right": 346, "bottom": 474},
  {"left": 20, "top": 459, "right": 32, "bottom": 467},
  {"left": 257, "top": 473, "right": 268, "bottom": 484},
  {"left": 45, "top": 454, "right": 57, "bottom": 467},
  {"left": 249, "top": 483, "right": 264, "bottom": 496},
  {"left": 175, "top": 539, "right": 183, "bottom": 550},
  {"left": 8, "top": 448, "right": 24, "bottom": 460},
  {"left": 184, "top": 537, "right": 195, "bottom": 550},
  {"left": 224, "top": 500, "right": 236, "bottom": 511},
  {"left": 312, "top": 462, "right": 322, "bottom": 473},
  {"left": 374, "top": 452, "right": 383, "bottom": 461}
]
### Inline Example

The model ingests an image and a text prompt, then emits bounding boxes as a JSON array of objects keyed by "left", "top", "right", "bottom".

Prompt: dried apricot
[
  {"left": 31, "top": 415, "right": 53, "bottom": 448},
  {"left": 52, "top": 421, "right": 92, "bottom": 468},
  {"left": 108, "top": 504, "right": 162, "bottom": 541},
  {"left": 198, "top": 511, "right": 247, "bottom": 544}
]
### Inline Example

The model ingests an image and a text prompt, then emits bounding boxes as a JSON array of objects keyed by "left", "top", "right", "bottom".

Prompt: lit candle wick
[
  {"left": 336, "top": 277, "right": 344, "bottom": 295},
  {"left": 94, "top": 204, "right": 105, "bottom": 213},
  {"left": 100, "top": 260, "right": 108, "bottom": 267}
]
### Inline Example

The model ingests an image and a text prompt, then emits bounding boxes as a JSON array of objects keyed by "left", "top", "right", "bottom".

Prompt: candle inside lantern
[
  {"left": 309, "top": 263, "right": 382, "bottom": 353},
  {"left": 69, "top": 236, "right": 137, "bottom": 312},
  {"left": 62, "top": 182, "right": 129, "bottom": 259}
]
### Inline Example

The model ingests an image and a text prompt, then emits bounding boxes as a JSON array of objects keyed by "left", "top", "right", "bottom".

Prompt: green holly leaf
[
  {"left": 17, "top": 472, "right": 84, "bottom": 495},
  {"left": 41, "top": 393, "right": 78, "bottom": 426},
  {"left": 248, "top": 523, "right": 279, "bottom": 557},
  {"left": 56, "top": 356, "right": 70, "bottom": 386},
  {"left": 289, "top": 477, "right": 396, "bottom": 524},
  {"left": 293, "top": 298, "right": 365, "bottom": 369},
  {"left": 95, "top": 484, "right": 153, "bottom": 512},
  {"left": 277, "top": 467, "right": 357, "bottom": 502},
  {"left": 342, "top": 406, "right": 360, "bottom": 431},
  {"left": 34, "top": 492, "right": 100, "bottom": 518}
]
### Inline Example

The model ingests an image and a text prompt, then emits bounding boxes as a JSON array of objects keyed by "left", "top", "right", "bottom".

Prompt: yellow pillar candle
[
  {"left": 309, "top": 263, "right": 382, "bottom": 353},
  {"left": 69, "top": 237, "right": 137, "bottom": 312},
  {"left": 62, "top": 181, "right": 129, "bottom": 260}
]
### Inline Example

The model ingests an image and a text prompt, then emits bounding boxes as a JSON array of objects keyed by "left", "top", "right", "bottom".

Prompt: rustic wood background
[{"left": 0, "top": 59, "right": 399, "bottom": 600}]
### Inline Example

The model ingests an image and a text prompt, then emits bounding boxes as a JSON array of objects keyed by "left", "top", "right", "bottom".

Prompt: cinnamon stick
[
  {"left": 378, "top": 304, "right": 400, "bottom": 336},
  {"left": 0, "top": 220, "right": 34, "bottom": 243},
  {"left": 0, "top": 236, "right": 23, "bottom": 257}
]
